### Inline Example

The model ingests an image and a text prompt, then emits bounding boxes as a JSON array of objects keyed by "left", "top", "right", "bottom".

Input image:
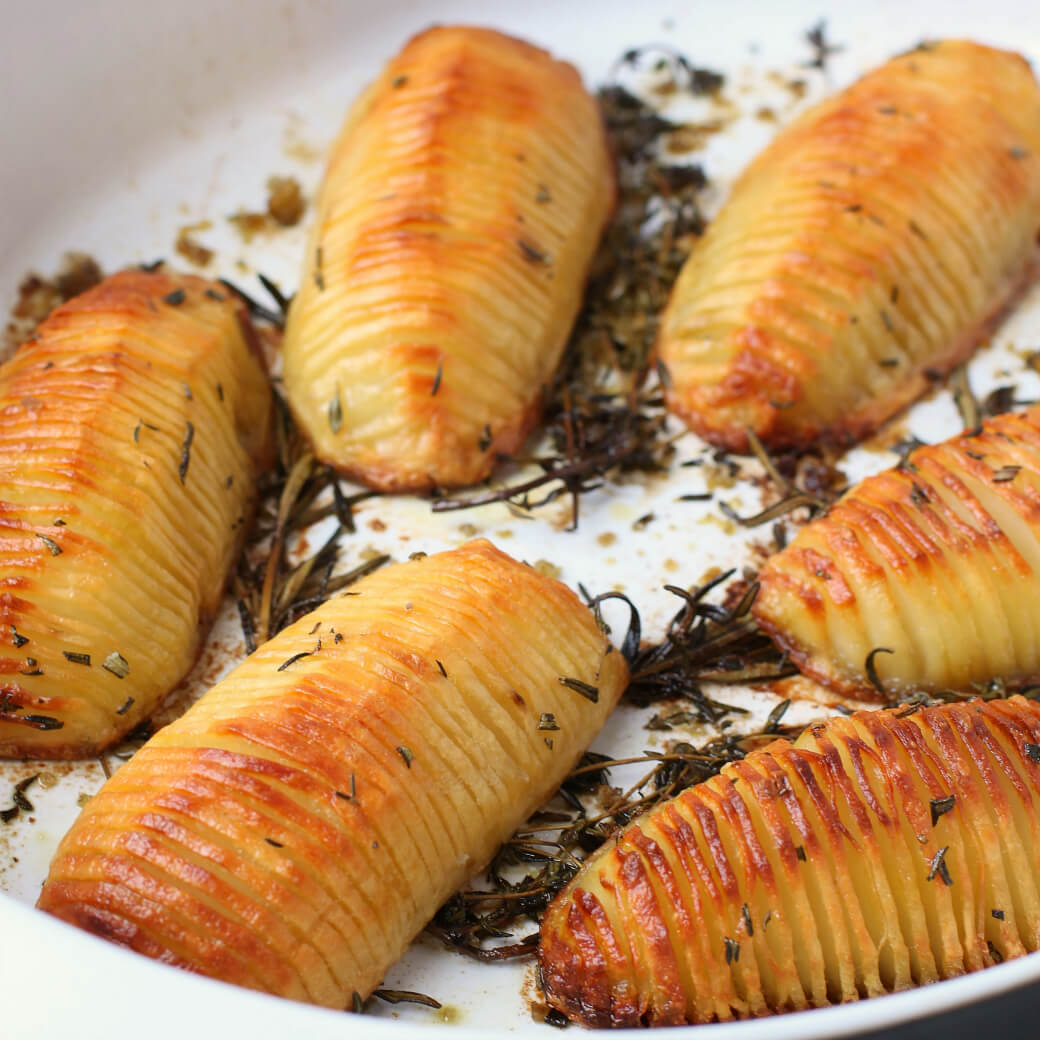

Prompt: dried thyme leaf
[
  {"left": 927, "top": 846, "right": 953, "bottom": 885},
  {"left": 38, "top": 534, "right": 62, "bottom": 556},
  {"left": 1025, "top": 742, "right": 1040, "bottom": 763},
  {"left": 373, "top": 990, "right": 442, "bottom": 1009},
  {"left": 723, "top": 937, "right": 740, "bottom": 964},
  {"left": 116, "top": 696, "right": 135, "bottom": 716},
  {"left": 277, "top": 651, "right": 312, "bottom": 672},
  {"left": 328, "top": 393, "right": 343, "bottom": 434},
  {"left": 558, "top": 677, "right": 599, "bottom": 703},
  {"left": 103, "top": 651, "right": 130, "bottom": 679},
  {"left": 10, "top": 626, "right": 28, "bottom": 648},
  {"left": 62, "top": 651, "right": 91, "bottom": 666},
  {"left": 178, "top": 422, "right": 195, "bottom": 484},
  {"left": 163, "top": 289, "right": 186, "bottom": 306},
  {"left": 396, "top": 745, "right": 414, "bottom": 768},
  {"left": 538, "top": 713, "right": 560, "bottom": 731},
  {"left": 930, "top": 795, "right": 955, "bottom": 826}
]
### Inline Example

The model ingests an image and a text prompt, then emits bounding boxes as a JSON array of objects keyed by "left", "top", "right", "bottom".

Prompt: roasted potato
[
  {"left": 754, "top": 406, "right": 1040, "bottom": 698},
  {"left": 38, "top": 540, "right": 628, "bottom": 1007},
  {"left": 540, "top": 696, "right": 1040, "bottom": 1026},
  {"left": 657, "top": 40, "right": 1040, "bottom": 454},
  {"left": 282, "top": 26, "right": 615, "bottom": 491},
  {"left": 0, "top": 270, "right": 271, "bottom": 758}
]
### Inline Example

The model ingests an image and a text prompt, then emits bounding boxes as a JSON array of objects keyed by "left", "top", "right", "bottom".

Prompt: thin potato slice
[
  {"left": 540, "top": 696, "right": 1040, "bottom": 1026},
  {"left": 39, "top": 540, "right": 629, "bottom": 1008},
  {"left": 657, "top": 40, "right": 1040, "bottom": 453}
]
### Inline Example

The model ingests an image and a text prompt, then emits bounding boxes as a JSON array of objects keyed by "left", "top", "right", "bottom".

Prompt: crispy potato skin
[
  {"left": 38, "top": 540, "right": 628, "bottom": 1007},
  {"left": 657, "top": 40, "right": 1040, "bottom": 453},
  {"left": 282, "top": 26, "right": 615, "bottom": 491},
  {"left": 541, "top": 696, "right": 1040, "bottom": 1026},
  {"left": 0, "top": 270, "right": 271, "bottom": 758},
  {"left": 754, "top": 406, "right": 1040, "bottom": 698}
]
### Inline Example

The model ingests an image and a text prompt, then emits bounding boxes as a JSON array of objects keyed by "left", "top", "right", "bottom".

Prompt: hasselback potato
[
  {"left": 656, "top": 40, "right": 1040, "bottom": 454},
  {"left": 754, "top": 406, "right": 1040, "bottom": 698},
  {"left": 38, "top": 540, "right": 628, "bottom": 1007},
  {"left": 0, "top": 269, "right": 271, "bottom": 758},
  {"left": 282, "top": 26, "right": 615, "bottom": 491},
  {"left": 540, "top": 695, "right": 1040, "bottom": 1026}
]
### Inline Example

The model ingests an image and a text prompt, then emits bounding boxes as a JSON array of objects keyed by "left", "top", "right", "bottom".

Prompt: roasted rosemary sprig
[{"left": 228, "top": 279, "right": 387, "bottom": 647}]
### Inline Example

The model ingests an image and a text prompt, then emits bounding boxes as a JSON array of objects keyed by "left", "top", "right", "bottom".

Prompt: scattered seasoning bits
[
  {"left": 517, "top": 238, "right": 548, "bottom": 264},
  {"left": 1009, "top": 146, "right": 1029, "bottom": 159},
  {"left": 38, "top": 534, "right": 62, "bottom": 556},
  {"left": 182, "top": 382, "right": 193, "bottom": 400},
  {"left": 396, "top": 745, "right": 414, "bottom": 768},
  {"left": 277, "top": 651, "right": 312, "bottom": 672},
  {"left": 992, "top": 908, "right": 1006, "bottom": 921},
  {"left": 741, "top": 903, "right": 754, "bottom": 937},
  {"left": 1025, "top": 742, "right": 1040, "bottom": 763},
  {"left": 20, "top": 658, "right": 43, "bottom": 676},
  {"left": 879, "top": 357, "right": 900, "bottom": 368},
  {"left": 880, "top": 309, "right": 895, "bottom": 333},
  {"left": 930, "top": 794, "right": 956, "bottom": 827},
  {"left": 431, "top": 361, "right": 443, "bottom": 397},
  {"left": 538, "top": 713, "right": 560, "bottom": 731},
  {"left": 352, "top": 992, "right": 366, "bottom": 1014},
  {"left": 392, "top": 75, "right": 408, "bottom": 88},
  {"left": 115, "top": 696, "right": 135, "bottom": 715},
  {"left": 10, "top": 626, "right": 28, "bottom": 648},
  {"left": 795, "top": 845, "right": 807, "bottom": 862},
  {"left": 536, "top": 183, "right": 552, "bottom": 203},
  {"left": 313, "top": 246, "right": 325, "bottom": 290},
  {"left": 558, "top": 676, "right": 599, "bottom": 703},
  {"left": 20, "top": 714, "right": 63, "bottom": 730},
  {"left": 763, "top": 910, "right": 774, "bottom": 929},
  {"left": 163, "top": 289, "right": 186, "bottom": 306},
  {"left": 264, "top": 837, "right": 284, "bottom": 848},
  {"left": 992, "top": 465, "right": 1021, "bottom": 483},
  {"left": 723, "top": 937, "right": 740, "bottom": 965},
  {"left": 178, "top": 422, "right": 195, "bottom": 484},
  {"left": 132, "top": 419, "right": 159, "bottom": 443},
  {"left": 927, "top": 846, "right": 953, "bottom": 885},
  {"left": 988, "top": 941, "right": 1004, "bottom": 964},
  {"left": 63, "top": 651, "right": 91, "bottom": 666},
  {"left": 103, "top": 652, "right": 130, "bottom": 679},
  {"left": 216, "top": 382, "right": 224, "bottom": 402},
  {"left": 328, "top": 393, "right": 343, "bottom": 434},
  {"left": 1, "top": 775, "right": 39, "bottom": 823},
  {"left": 864, "top": 646, "right": 894, "bottom": 693},
  {"left": 478, "top": 424, "right": 492, "bottom": 452},
  {"left": 204, "top": 288, "right": 226, "bottom": 302}
]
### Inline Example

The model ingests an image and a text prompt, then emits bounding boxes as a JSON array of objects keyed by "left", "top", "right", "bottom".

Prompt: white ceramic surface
[{"left": 2, "top": 0, "right": 1040, "bottom": 1036}]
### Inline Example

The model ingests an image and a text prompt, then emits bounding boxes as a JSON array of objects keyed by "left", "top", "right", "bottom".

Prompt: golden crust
[
  {"left": 657, "top": 40, "right": 1040, "bottom": 453},
  {"left": 38, "top": 540, "right": 629, "bottom": 1007},
  {"left": 754, "top": 406, "right": 1040, "bottom": 698},
  {"left": 282, "top": 26, "right": 616, "bottom": 491},
  {"left": 540, "top": 696, "right": 1040, "bottom": 1026},
  {"left": 0, "top": 270, "right": 272, "bottom": 757}
]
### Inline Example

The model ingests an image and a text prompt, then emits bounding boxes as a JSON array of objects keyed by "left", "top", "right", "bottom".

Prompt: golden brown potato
[
  {"left": 540, "top": 696, "right": 1040, "bottom": 1026},
  {"left": 657, "top": 40, "right": 1040, "bottom": 454},
  {"left": 38, "top": 540, "right": 628, "bottom": 1007},
  {"left": 0, "top": 269, "right": 271, "bottom": 758},
  {"left": 754, "top": 406, "right": 1040, "bottom": 698},
  {"left": 282, "top": 26, "right": 615, "bottom": 491}
]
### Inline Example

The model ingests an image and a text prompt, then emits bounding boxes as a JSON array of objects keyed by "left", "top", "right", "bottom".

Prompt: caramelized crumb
[
  {"left": 266, "top": 176, "right": 305, "bottom": 226},
  {"left": 175, "top": 222, "right": 214, "bottom": 266},
  {"left": 4, "top": 252, "right": 103, "bottom": 355}
]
